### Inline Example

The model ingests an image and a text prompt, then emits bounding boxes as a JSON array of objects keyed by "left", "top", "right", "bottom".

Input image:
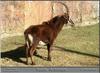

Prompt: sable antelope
[{"left": 24, "top": 2, "right": 74, "bottom": 65}]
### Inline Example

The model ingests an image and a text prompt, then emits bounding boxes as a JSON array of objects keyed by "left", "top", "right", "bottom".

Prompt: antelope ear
[
  {"left": 63, "top": 14, "right": 67, "bottom": 19},
  {"left": 64, "top": 12, "right": 69, "bottom": 16},
  {"left": 64, "top": 13, "right": 68, "bottom": 17},
  {"left": 64, "top": 13, "right": 67, "bottom": 15}
]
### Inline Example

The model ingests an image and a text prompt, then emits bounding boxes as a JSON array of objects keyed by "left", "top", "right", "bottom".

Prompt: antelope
[{"left": 24, "top": 2, "right": 74, "bottom": 65}]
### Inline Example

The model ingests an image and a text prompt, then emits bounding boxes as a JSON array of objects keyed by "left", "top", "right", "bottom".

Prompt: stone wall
[
  {"left": 24, "top": 1, "right": 52, "bottom": 29},
  {"left": 0, "top": 1, "right": 25, "bottom": 35},
  {"left": 0, "top": 1, "right": 99, "bottom": 37}
]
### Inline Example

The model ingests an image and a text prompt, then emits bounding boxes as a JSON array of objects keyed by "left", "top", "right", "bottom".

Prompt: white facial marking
[
  {"left": 28, "top": 34, "right": 33, "bottom": 46},
  {"left": 39, "top": 41, "right": 46, "bottom": 46}
]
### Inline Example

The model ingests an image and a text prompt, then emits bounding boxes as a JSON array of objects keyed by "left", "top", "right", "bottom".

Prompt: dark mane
[
  {"left": 24, "top": 3, "right": 75, "bottom": 65},
  {"left": 49, "top": 16, "right": 59, "bottom": 24}
]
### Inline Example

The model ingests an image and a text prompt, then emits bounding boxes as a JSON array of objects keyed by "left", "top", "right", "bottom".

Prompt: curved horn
[
  {"left": 53, "top": 1, "right": 75, "bottom": 27},
  {"left": 53, "top": 2, "right": 69, "bottom": 15}
]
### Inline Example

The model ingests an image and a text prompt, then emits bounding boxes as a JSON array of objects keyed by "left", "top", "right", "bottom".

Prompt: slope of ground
[{"left": 0, "top": 24, "right": 99, "bottom": 67}]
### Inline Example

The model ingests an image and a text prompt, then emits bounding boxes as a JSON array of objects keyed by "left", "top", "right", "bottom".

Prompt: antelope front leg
[{"left": 47, "top": 44, "right": 52, "bottom": 61}]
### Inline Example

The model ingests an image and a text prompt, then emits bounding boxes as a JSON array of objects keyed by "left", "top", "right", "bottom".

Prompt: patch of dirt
[{"left": 0, "top": 47, "right": 99, "bottom": 67}]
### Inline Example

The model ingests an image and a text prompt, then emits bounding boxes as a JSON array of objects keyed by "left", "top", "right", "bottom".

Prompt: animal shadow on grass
[
  {"left": 1, "top": 45, "right": 99, "bottom": 65},
  {"left": 1, "top": 46, "right": 45, "bottom": 65},
  {"left": 53, "top": 46, "right": 99, "bottom": 58}
]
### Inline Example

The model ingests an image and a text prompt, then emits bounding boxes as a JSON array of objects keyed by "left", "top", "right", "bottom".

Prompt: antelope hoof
[
  {"left": 26, "top": 62, "right": 29, "bottom": 65},
  {"left": 31, "top": 62, "right": 35, "bottom": 65},
  {"left": 47, "top": 57, "right": 51, "bottom": 61}
]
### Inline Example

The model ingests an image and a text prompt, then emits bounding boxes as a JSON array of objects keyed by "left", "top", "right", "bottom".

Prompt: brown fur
[{"left": 24, "top": 13, "right": 74, "bottom": 65}]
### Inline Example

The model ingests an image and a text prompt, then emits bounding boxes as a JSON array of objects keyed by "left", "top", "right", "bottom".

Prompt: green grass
[
  {"left": 1, "top": 36, "right": 24, "bottom": 52},
  {"left": 55, "top": 24, "right": 99, "bottom": 56},
  {"left": 1, "top": 24, "right": 99, "bottom": 56}
]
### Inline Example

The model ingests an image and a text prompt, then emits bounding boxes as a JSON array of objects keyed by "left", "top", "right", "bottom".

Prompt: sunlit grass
[
  {"left": 55, "top": 24, "right": 99, "bottom": 56},
  {"left": 0, "top": 24, "right": 99, "bottom": 66},
  {"left": 1, "top": 24, "right": 99, "bottom": 56}
]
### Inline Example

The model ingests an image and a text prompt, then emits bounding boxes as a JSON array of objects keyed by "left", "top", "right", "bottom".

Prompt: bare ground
[{"left": 0, "top": 46, "right": 99, "bottom": 67}]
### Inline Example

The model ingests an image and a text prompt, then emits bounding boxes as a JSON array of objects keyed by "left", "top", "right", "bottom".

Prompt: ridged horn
[{"left": 53, "top": 1, "right": 69, "bottom": 15}]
